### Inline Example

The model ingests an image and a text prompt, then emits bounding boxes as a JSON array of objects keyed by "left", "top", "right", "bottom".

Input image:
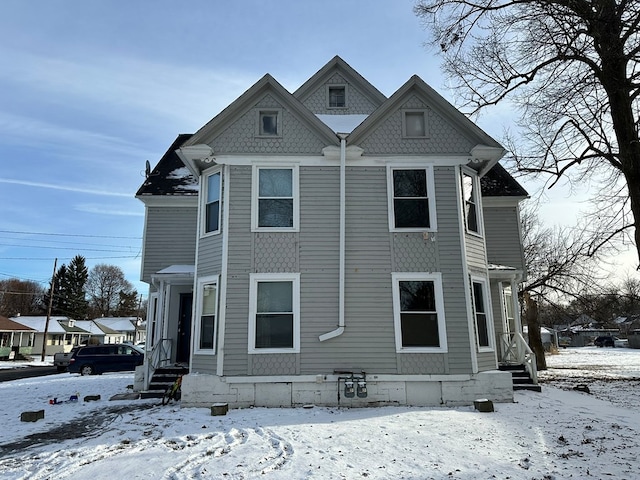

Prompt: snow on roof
[
  {"left": 487, "top": 264, "right": 516, "bottom": 271},
  {"left": 93, "top": 318, "right": 137, "bottom": 332},
  {"left": 9, "top": 316, "right": 70, "bottom": 333},
  {"left": 315, "top": 114, "right": 368, "bottom": 134},
  {"left": 155, "top": 265, "right": 195, "bottom": 275}
]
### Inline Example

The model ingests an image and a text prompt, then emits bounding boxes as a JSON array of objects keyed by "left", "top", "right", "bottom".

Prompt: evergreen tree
[{"left": 65, "top": 255, "right": 89, "bottom": 319}]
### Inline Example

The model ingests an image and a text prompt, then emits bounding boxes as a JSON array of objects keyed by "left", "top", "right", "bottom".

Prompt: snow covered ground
[{"left": 0, "top": 347, "right": 639, "bottom": 479}]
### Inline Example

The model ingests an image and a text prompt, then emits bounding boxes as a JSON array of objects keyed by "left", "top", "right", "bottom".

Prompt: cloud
[
  {"left": 0, "top": 178, "right": 131, "bottom": 197},
  {"left": 0, "top": 47, "right": 255, "bottom": 131},
  {"left": 74, "top": 203, "right": 144, "bottom": 216}
]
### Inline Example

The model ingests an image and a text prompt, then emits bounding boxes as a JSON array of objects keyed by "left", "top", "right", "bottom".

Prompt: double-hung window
[
  {"left": 388, "top": 166, "right": 436, "bottom": 231},
  {"left": 195, "top": 276, "right": 219, "bottom": 354},
  {"left": 471, "top": 276, "right": 493, "bottom": 350},
  {"left": 204, "top": 171, "right": 221, "bottom": 235},
  {"left": 392, "top": 272, "right": 447, "bottom": 352},
  {"left": 248, "top": 273, "right": 300, "bottom": 353},
  {"left": 253, "top": 166, "right": 299, "bottom": 231},
  {"left": 462, "top": 171, "right": 481, "bottom": 235},
  {"left": 328, "top": 85, "right": 346, "bottom": 108}
]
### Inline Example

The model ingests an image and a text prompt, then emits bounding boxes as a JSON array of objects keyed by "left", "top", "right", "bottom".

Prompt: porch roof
[
  {"left": 488, "top": 264, "right": 523, "bottom": 281},
  {"left": 0, "top": 316, "right": 35, "bottom": 332}
]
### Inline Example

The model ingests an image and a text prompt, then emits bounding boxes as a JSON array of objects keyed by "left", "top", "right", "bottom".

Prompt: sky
[
  {"left": 0, "top": 0, "right": 636, "bottom": 300},
  {"left": 1, "top": 347, "right": 640, "bottom": 478}
]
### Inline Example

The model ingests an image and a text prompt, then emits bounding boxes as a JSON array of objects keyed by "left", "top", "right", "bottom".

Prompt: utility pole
[{"left": 41, "top": 258, "right": 57, "bottom": 362}]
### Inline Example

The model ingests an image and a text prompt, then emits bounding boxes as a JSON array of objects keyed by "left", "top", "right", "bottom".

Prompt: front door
[{"left": 176, "top": 293, "right": 192, "bottom": 364}]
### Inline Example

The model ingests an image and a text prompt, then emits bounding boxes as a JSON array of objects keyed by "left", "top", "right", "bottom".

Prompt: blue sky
[{"left": 0, "top": 0, "right": 634, "bottom": 297}]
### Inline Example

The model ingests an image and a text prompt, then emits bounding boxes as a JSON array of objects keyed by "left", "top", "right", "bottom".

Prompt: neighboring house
[
  {"left": 93, "top": 317, "right": 143, "bottom": 344},
  {"left": 0, "top": 315, "right": 35, "bottom": 359},
  {"left": 136, "top": 56, "right": 530, "bottom": 407},
  {"left": 10, "top": 316, "right": 88, "bottom": 355}
]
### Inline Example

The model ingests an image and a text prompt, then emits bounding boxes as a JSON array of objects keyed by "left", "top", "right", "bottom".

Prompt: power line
[
  {"left": 0, "top": 243, "right": 139, "bottom": 253},
  {"left": 0, "top": 229, "right": 142, "bottom": 240}
]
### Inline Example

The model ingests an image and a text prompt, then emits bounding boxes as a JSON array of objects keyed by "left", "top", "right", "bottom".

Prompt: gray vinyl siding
[
  {"left": 219, "top": 164, "right": 477, "bottom": 377},
  {"left": 197, "top": 235, "right": 223, "bottom": 277},
  {"left": 477, "top": 351, "right": 497, "bottom": 371},
  {"left": 483, "top": 205, "right": 525, "bottom": 270},
  {"left": 432, "top": 167, "right": 474, "bottom": 374},
  {"left": 141, "top": 205, "right": 197, "bottom": 283},
  {"left": 465, "top": 234, "right": 487, "bottom": 272},
  {"left": 222, "top": 166, "right": 252, "bottom": 376}
]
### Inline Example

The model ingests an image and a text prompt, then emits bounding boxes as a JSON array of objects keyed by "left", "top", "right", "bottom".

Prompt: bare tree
[
  {"left": 415, "top": 0, "right": 640, "bottom": 262},
  {"left": 519, "top": 206, "right": 607, "bottom": 368},
  {"left": 0, "top": 279, "right": 45, "bottom": 317},
  {"left": 87, "top": 264, "right": 134, "bottom": 317}
]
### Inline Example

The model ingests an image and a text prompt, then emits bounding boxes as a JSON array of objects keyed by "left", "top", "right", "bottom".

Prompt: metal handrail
[
  {"left": 498, "top": 332, "right": 538, "bottom": 385},
  {"left": 144, "top": 338, "right": 172, "bottom": 389}
]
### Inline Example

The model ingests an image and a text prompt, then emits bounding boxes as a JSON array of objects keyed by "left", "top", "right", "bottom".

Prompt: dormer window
[
  {"left": 258, "top": 110, "right": 280, "bottom": 136},
  {"left": 328, "top": 85, "right": 346, "bottom": 108},
  {"left": 403, "top": 110, "right": 427, "bottom": 138}
]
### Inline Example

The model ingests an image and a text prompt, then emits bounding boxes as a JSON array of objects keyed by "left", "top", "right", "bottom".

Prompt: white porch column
[{"left": 511, "top": 278, "right": 523, "bottom": 334}]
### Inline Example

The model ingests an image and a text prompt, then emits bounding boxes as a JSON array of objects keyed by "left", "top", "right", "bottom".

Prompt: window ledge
[{"left": 248, "top": 348, "right": 299, "bottom": 355}]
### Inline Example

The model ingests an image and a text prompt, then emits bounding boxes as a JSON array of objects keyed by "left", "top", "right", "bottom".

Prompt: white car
[{"left": 614, "top": 337, "right": 629, "bottom": 348}]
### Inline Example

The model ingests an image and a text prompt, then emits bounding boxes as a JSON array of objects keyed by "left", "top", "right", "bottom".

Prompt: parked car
[
  {"left": 67, "top": 344, "right": 144, "bottom": 375},
  {"left": 53, "top": 347, "right": 80, "bottom": 372},
  {"left": 594, "top": 336, "right": 628, "bottom": 348}
]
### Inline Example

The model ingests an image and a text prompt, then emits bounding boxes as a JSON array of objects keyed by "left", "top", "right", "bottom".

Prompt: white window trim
[
  {"left": 248, "top": 272, "right": 300, "bottom": 354},
  {"left": 201, "top": 168, "right": 222, "bottom": 237},
  {"left": 470, "top": 275, "right": 495, "bottom": 352},
  {"left": 402, "top": 109, "right": 429, "bottom": 138},
  {"left": 387, "top": 165, "right": 438, "bottom": 232},
  {"left": 326, "top": 84, "right": 348, "bottom": 109},
  {"left": 256, "top": 108, "right": 283, "bottom": 138},
  {"left": 461, "top": 168, "right": 484, "bottom": 237},
  {"left": 251, "top": 165, "right": 300, "bottom": 232},
  {"left": 392, "top": 272, "right": 448, "bottom": 353},
  {"left": 194, "top": 275, "right": 219, "bottom": 355}
]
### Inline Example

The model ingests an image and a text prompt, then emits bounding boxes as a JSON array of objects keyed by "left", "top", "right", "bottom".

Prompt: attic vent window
[
  {"left": 328, "top": 85, "right": 346, "bottom": 108},
  {"left": 403, "top": 111, "right": 427, "bottom": 138},
  {"left": 259, "top": 111, "right": 280, "bottom": 136}
]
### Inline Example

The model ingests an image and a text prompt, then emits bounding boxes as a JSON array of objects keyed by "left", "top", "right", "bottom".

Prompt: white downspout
[{"left": 319, "top": 133, "right": 348, "bottom": 342}]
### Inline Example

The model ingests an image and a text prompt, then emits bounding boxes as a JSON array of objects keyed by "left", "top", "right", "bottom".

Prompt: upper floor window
[
  {"left": 388, "top": 166, "right": 436, "bottom": 231},
  {"left": 253, "top": 166, "right": 299, "bottom": 231},
  {"left": 258, "top": 110, "right": 281, "bottom": 136},
  {"left": 328, "top": 85, "right": 346, "bottom": 108},
  {"left": 462, "top": 171, "right": 481, "bottom": 235},
  {"left": 403, "top": 110, "right": 427, "bottom": 138},
  {"left": 248, "top": 273, "right": 300, "bottom": 353},
  {"left": 392, "top": 272, "right": 447, "bottom": 353},
  {"left": 204, "top": 171, "right": 221, "bottom": 235}
]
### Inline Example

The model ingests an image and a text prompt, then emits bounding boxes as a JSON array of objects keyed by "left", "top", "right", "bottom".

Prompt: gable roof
[
  {"left": 347, "top": 75, "right": 505, "bottom": 171},
  {"left": 0, "top": 315, "right": 35, "bottom": 332},
  {"left": 481, "top": 163, "right": 529, "bottom": 197},
  {"left": 136, "top": 134, "right": 198, "bottom": 197},
  {"left": 10, "top": 316, "right": 71, "bottom": 334},
  {"left": 294, "top": 55, "right": 387, "bottom": 107},
  {"left": 183, "top": 74, "right": 340, "bottom": 152}
]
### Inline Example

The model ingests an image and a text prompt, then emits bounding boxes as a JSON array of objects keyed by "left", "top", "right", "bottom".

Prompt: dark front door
[{"left": 176, "top": 293, "right": 192, "bottom": 364}]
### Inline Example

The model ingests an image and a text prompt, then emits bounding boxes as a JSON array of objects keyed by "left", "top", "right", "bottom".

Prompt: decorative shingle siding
[
  {"left": 301, "top": 73, "right": 379, "bottom": 115},
  {"left": 358, "top": 95, "right": 476, "bottom": 155},
  {"left": 212, "top": 94, "right": 327, "bottom": 155}
]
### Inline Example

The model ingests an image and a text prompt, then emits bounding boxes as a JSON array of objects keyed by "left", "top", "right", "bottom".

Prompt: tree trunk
[{"left": 524, "top": 293, "right": 547, "bottom": 371}]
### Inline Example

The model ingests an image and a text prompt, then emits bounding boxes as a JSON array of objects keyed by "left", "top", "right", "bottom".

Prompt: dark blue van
[{"left": 67, "top": 344, "right": 144, "bottom": 375}]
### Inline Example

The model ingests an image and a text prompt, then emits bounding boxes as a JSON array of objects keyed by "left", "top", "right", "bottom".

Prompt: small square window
[
  {"left": 404, "top": 111, "right": 426, "bottom": 137},
  {"left": 328, "top": 86, "right": 346, "bottom": 108},
  {"left": 259, "top": 111, "right": 279, "bottom": 136}
]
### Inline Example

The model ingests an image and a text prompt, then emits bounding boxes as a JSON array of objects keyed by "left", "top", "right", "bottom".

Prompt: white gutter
[{"left": 319, "top": 133, "right": 348, "bottom": 342}]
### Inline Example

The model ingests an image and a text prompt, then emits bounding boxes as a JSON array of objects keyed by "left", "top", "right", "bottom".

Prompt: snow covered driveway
[{"left": 0, "top": 348, "right": 639, "bottom": 479}]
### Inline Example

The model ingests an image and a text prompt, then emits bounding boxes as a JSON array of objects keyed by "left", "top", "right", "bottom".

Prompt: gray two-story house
[{"left": 136, "top": 56, "right": 531, "bottom": 408}]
